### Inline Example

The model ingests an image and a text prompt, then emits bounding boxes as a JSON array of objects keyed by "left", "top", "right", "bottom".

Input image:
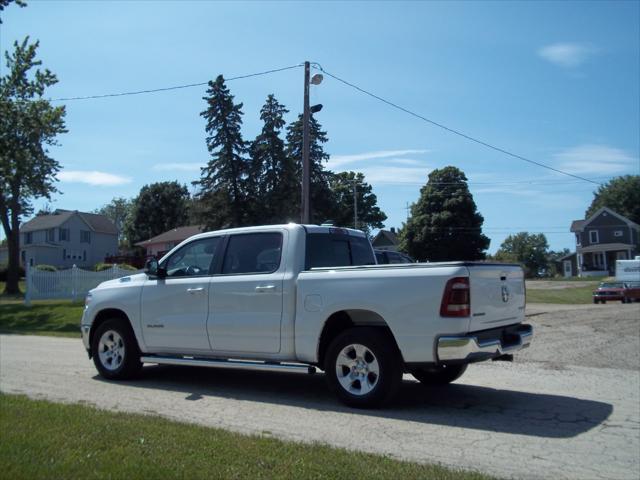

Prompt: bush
[
  {"left": 95, "top": 263, "right": 137, "bottom": 272},
  {"left": 0, "top": 263, "right": 26, "bottom": 281},
  {"left": 35, "top": 264, "right": 57, "bottom": 272}
]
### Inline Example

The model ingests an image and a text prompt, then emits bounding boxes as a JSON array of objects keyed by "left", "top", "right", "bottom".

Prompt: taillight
[{"left": 440, "top": 277, "right": 470, "bottom": 317}]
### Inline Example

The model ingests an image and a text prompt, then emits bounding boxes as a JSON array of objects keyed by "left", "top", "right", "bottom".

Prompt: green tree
[
  {"left": 399, "top": 166, "right": 489, "bottom": 261},
  {"left": 127, "top": 182, "right": 190, "bottom": 246},
  {"left": 248, "top": 94, "right": 297, "bottom": 224},
  {"left": 586, "top": 175, "right": 640, "bottom": 225},
  {"left": 196, "top": 75, "right": 249, "bottom": 228},
  {"left": 328, "top": 171, "right": 386, "bottom": 235},
  {"left": 0, "top": 0, "right": 26, "bottom": 23},
  {"left": 286, "top": 114, "right": 335, "bottom": 224},
  {"left": 495, "top": 232, "right": 549, "bottom": 278},
  {"left": 0, "top": 38, "right": 66, "bottom": 294},
  {"left": 95, "top": 197, "right": 134, "bottom": 246}
]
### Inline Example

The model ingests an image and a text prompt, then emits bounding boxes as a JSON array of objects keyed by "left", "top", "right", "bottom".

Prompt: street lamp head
[
  {"left": 310, "top": 74, "right": 324, "bottom": 85},
  {"left": 310, "top": 104, "right": 323, "bottom": 114}
]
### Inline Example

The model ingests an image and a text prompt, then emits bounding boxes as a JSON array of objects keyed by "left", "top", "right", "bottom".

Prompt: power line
[
  {"left": 312, "top": 63, "right": 603, "bottom": 186},
  {"left": 50, "top": 64, "right": 303, "bottom": 102}
]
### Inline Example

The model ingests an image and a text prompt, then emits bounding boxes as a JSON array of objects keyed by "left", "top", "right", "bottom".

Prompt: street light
[{"left": 301, "top": 62, "right": 323, "bottom": 224}]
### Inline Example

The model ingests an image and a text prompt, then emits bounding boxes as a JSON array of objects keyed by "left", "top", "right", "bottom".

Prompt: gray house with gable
[
  {"left": 20, "top": 210, "right": 118, "bottom": 269},
  {"left": 570, "top": 207, "right": 639, "bottom": 277}
]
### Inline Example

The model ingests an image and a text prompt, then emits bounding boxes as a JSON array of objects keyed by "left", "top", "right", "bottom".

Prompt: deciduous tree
[
  {"left": 328, "top": 171, "right": 386, "bottom": 235},
  {"left": 495, "top": 232, "right": 549, "bottom": 278},
  {"left": 0, "top": 38, "right": 66, "bottom": 294},
  {"left": 586, "top": 175, "right": 640, "bottom": 225},
  {"left": 127, "top": 182, "right": 190, "bottom": 246}
]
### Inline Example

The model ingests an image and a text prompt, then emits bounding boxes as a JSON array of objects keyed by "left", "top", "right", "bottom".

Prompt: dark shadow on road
[{"left": 94, "top": 365, "right": 612, "bottom": 439}]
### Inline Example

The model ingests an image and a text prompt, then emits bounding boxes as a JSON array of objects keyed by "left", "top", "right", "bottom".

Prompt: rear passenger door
[{"left": 208, "top": 231, "right": 285, "bottom": 354}]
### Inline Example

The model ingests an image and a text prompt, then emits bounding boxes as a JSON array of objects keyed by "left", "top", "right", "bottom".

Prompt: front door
[
  {"left": 141, "top": 236, "right": 221, "bottom": 353},
  {"left": 208, "top": 231, "right": 285, "bottom": 354},
  {"left": 563, "top": 260, "right": 572, "bottom": 278}
]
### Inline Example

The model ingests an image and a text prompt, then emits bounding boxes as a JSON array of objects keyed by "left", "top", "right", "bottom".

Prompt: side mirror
[{"left": 145, "top": 258, "right": 166, "bottom": 278}]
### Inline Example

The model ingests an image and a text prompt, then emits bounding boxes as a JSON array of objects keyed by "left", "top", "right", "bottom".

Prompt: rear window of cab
[{"left": 305, "top": 233, "right": 375, "bottom": 270}]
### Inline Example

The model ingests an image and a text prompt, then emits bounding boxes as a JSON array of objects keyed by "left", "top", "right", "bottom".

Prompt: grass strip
[
  {"left": 526, "top": 285, "right": 596, "bottom": 304},
  {"left": 0, "top": 300, "right": 83, "bottom": 337},
  {"left": 0, "top": 394, "right": 494, "bottom": 480}
]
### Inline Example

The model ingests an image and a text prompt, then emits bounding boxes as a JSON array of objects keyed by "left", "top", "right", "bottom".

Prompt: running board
[{"left": 140, "top": 355, "right": 317, "bottom": 374}]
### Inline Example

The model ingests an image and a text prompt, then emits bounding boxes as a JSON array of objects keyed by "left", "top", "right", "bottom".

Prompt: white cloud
[
  {"left": 538, "top": 43, "right": 597, "bottom": 68},
  {"left": 152, "top": 162, "right": 202, "bottom": 172},
  {"left": 58, "top": 171, "right": 132, "bottom": 186},
  {"left": 553, "top": 144, "right": 638, "bottom": 175},
  {"left": 327, "top": 149, "right": 429, "bottom": 170},
  {"left": 356, "top": 166, "right": 431, "bottom": 184}
]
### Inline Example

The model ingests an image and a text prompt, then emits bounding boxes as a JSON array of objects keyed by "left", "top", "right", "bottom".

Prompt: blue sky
[{"left": 2, "top": 0, "right": 639, "bottom": 253}]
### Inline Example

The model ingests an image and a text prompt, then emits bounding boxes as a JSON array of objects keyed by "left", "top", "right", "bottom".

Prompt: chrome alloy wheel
[
  {"left": 335, "top": 343, "right": 380, "bottom": 396},
  {"left": 98, "top": 329, "right": 125, "bottom": 371}
]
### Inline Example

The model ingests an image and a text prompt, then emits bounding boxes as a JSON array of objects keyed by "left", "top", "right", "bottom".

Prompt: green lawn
[
  {"left": 527, "top": 285, "right": 596, "bottom": 304},
  {"left": 0, "top": 299, "right": 83, "bottom": 337},
  {"left": 0, "top": 394, "right": 494, "bottom": 480}
]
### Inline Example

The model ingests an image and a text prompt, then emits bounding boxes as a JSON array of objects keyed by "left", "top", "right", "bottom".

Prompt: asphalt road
[{"left": 1, "top": 328, "right": 639, "bottom": 480}]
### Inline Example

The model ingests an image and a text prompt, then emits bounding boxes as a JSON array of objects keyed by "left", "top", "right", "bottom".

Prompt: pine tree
[
  {"left": 248, "top": 95, "right": 296, "bottom": 224},
  {"left": 285, "top": 114, "right": 335, "bottom": 224},
  {"left": 399, "top": 166, "right": 489, "bottom": 261},
  {"left": 196, "top": 75, "right": 248, "bottom": 228}
]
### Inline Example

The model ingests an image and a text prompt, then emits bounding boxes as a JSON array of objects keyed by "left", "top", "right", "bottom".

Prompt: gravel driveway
[{"left": 1, "top": 303, "right": 639, "bottom": 480}]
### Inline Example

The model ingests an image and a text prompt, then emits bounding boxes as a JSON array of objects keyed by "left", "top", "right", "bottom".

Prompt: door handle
[
  {"left": 187, "top": 287, "right": 205, "bottom": 294},
  {"left": 255, "top": 285, "right": 276, "bottom": 293}
]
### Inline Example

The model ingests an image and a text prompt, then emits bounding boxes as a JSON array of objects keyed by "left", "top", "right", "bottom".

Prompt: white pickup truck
[{"left": 81, "top": 224, "right": 532, "bottom": 407}]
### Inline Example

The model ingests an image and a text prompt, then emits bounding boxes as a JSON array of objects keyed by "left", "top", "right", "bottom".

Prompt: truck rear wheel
[
  {"left": 324, "top": 327, "right": 402, "bottom": 408},
  {"left": 411, "top": 364, "right": 467, "bottom": 385},
  {"left": 92, "top": 318, "right": 142, "bottom": 380}
]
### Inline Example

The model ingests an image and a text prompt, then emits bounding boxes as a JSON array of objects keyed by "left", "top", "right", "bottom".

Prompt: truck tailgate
[{"left": 468, "top": 265, "right": 525, "bottom": 331}]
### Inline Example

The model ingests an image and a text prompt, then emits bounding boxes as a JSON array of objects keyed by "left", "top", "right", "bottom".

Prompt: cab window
[
  {"left": 164, "top": 237, "right": 220, "bottom": 277},
  {"left": 221, "top": 233, "right": 283, "bottom": 275}
]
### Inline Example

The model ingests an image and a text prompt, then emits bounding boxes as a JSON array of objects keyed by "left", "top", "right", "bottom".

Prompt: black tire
[
  {"left": 91, "top": 318, "right": 142, "bottom": 380},
  {"left": 411, "top": 364, "right": 468, "bottom": 385},
  {"left": 324, "top": 327, "right": 402, "bottom": 408}
]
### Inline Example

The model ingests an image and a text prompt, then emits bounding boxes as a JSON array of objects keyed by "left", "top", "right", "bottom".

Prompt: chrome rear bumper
[{"left": 437, "top": 323, "right": 533, "bottom": 363}]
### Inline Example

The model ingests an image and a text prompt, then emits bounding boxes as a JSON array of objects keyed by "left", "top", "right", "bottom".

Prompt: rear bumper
[{"left": 437, "top": 323, "right": 533, "bottom": 364}]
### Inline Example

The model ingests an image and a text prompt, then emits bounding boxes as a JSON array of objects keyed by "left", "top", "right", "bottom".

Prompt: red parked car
[
  {"left": 623, "top": 281, "right": 640, "bottom": 303},
  {"left": 593, "top": 282, "right": 626, "bottom": 304}
]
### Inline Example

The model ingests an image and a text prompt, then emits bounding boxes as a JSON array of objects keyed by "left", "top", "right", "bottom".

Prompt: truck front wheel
[
  {"left": 411, "top": 364, "right": 467, "bottom": 385},
  {"left": 324, "top": 327, "right": 402, "bottom": 408},
  {"left": 91, "top": 318, "right": 142, "bottom": 380}
]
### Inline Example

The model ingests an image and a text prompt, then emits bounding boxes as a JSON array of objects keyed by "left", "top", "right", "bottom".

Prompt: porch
[{"left": 577, "top": 244, "right": 635, "bottom": 277}]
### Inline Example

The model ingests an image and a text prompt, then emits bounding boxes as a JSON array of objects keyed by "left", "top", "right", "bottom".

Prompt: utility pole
[
  {"left": 353, "top": 179, "right": 358, "bottom": 230},
  {"left": 301, "top": 61, "right": 311, "bottom": 224}
]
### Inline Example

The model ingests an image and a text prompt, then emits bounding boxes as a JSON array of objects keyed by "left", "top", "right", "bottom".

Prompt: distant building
[
  {"left": 20, "top": 209, "right": 118, "bottom": 268},
  {"left": 135, "top": 225, "right": 205, "bottom": 258},
  {"left": 570, "top": 207, "right": 639, "bottom": 277},
  {"left": 372, "top": 228, "right": 400, "bottom": 252}
]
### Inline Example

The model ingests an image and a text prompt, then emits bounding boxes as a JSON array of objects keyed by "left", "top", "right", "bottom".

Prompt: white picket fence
[{"left": 25, "top": 265, "right": 141, "bottom": 305}]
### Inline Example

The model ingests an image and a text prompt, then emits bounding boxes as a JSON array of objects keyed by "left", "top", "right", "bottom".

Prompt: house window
[
  {"left": 59, "top": 228, "right": 69, "bottom": 241},
  {"left": 47, "top": 229, "right": 55, "bottom": 242},
  {"left": 575, "top": 234, "right": 581, "bottom": 246},
  {"left": 614, "top": 230, "right": 623, "bottom": 237},
  {"left": 63, "top": 249, "right": 66, "bottom": 260},
  {"left": 80, "top": 230, "right": 91, "bottom": 243},
  {"left": 593, "top": 252, "right": 605, "bottom": 268},
  {"left": 25, "top": 232, "right": 32, "bottom": 244},
  {"left": 589, "top": 231, "right": 599, "bottom": 244}
]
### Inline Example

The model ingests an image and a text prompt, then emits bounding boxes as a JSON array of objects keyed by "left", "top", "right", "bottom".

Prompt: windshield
[{"left": 600, "top": 282, "right": 624, "bottom": 288}]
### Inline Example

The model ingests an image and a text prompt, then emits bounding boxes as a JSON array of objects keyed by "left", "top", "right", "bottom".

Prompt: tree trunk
[{"left": 4, "top": 210, "right": 21, "bottom": 295}]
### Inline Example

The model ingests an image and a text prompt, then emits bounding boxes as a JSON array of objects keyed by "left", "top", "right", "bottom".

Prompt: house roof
[
  {"left": 570, "top": 207, "right": 639, "bottom": 232},
  {"left": 20, "top": 209, "right": 117, "bottom": 235},
  {"left": 372, "top": 229, "right": 399, "bottom": 247},
  {"left": 135, "top": 225, "right": 205, "bottom": 247}
]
